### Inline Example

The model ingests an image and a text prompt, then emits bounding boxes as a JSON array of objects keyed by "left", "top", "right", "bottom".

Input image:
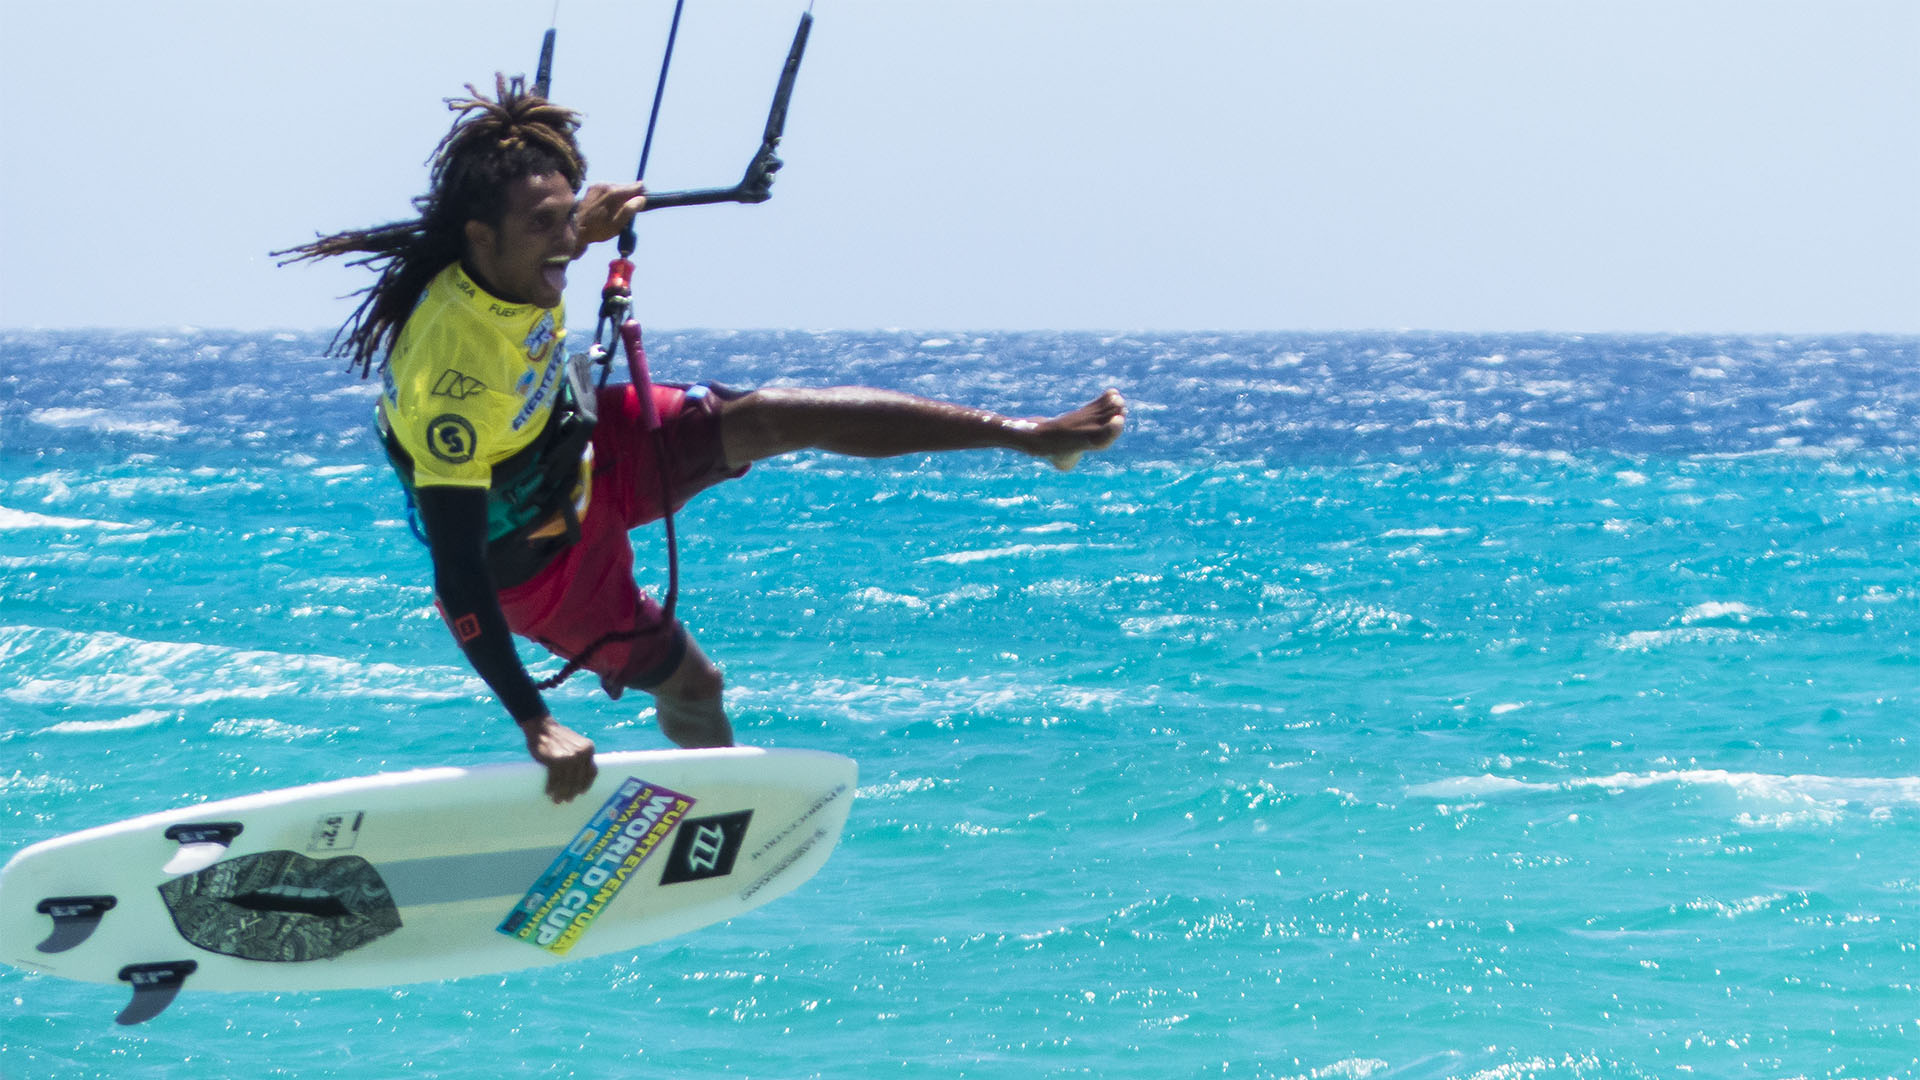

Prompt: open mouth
[{"left": 541, "top": 258, "right": 569, "bottom": 294}]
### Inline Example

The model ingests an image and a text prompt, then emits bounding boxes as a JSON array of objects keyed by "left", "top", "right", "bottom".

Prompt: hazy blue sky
[{"left": 2, "top": 0, "right": 1915, "bottom": 334}]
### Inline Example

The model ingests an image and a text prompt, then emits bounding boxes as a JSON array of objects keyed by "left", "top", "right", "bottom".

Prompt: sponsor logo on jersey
[
  {"left": 432, "top": 370, "right": 488, "bottom": 400},
  {"left": 524, "top": 311, "right": 557, "bottom": 363},
  {"left": 512, "top": 351, "right": 564, "bottom": 431},
  {"left": 427, "top": 414, "right": 477, "bottom": 464}
]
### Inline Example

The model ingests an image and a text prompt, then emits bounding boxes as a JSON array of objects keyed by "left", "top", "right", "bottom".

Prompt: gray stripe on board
[{"left": 379, "top": 848, "right": 559, "bottom": 907}]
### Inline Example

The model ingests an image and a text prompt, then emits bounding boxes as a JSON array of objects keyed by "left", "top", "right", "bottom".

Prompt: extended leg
[{"left": 719, "top": 386, "right": 1125, "bottom": 471}]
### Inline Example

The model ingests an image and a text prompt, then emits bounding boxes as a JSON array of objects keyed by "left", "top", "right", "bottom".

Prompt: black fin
[
  {"left": 35, "top": 895, "right": 118, "bottom": 953},
  {"left": 164, "top": 822, "right": 244, "bottom": 847},
  {"left": 115, "top": 961, "right": 197, "bottom": 1026}
]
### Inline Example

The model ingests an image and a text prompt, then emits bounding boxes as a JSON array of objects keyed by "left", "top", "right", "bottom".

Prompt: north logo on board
[{"left": 660, "top": 811, "right": 753, "bottom": 885}]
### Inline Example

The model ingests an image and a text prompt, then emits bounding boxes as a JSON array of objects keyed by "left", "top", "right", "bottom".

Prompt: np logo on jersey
[
  {"left": 427, "top": 413, "right": 477, "bottom": 464},
  {"left": 432, "top": 370, "right": 488, "bottom": 400},
  {"left": 659, "top": 811, "right": 752, "bottom": 885}
]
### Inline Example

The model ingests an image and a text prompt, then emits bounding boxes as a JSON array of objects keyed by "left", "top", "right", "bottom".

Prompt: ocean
[{"left": 1, "top": 328, "right": 1915, "bottom": 1079}]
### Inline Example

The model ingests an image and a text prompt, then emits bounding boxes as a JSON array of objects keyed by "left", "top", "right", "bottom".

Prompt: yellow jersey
[{"left": 376, "top": 262, "right": 592, "bottom": 545}]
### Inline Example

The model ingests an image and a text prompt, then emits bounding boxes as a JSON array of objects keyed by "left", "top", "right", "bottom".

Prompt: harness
[{"left": 380, "top": 354, "right": 600, "bottom": 589}]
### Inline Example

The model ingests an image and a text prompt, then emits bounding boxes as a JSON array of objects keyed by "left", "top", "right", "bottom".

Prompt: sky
[{"left": 1, "top": 0, "right": 1915, "bottom": 335}]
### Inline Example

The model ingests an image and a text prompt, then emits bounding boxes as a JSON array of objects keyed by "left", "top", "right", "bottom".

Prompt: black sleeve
[{"left": 413, "top": 485, "right": 548, "bottom": 725}]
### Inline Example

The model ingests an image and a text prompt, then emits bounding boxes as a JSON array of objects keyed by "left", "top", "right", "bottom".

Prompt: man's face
[{"left": 464, "top": 171, "right": 579, "bottom": 309}]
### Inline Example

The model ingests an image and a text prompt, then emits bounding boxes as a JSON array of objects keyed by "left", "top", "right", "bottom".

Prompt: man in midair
[{"left": 281, "top": 79, "right": 1125, "bottom": 802}]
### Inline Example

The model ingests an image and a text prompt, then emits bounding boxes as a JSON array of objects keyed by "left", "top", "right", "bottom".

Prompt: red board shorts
[{"left": 496, "top": 382, "right": 747, "bottom": 696}]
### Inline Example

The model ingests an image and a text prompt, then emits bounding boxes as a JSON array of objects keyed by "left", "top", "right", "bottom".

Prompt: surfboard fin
[
  {"left": 35, "top": 895, "right": 118, "bottom": 953},
  {"left": 115, "top": 960, "right": 197, "bottom": 1025},
  {"left": 163, "top": 822, "right": 244, "bottom": 876}
]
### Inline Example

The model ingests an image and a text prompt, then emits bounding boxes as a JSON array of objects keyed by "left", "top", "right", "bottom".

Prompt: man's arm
[{"left": 414, "top": 486, "right": 598, "bottom": 803}]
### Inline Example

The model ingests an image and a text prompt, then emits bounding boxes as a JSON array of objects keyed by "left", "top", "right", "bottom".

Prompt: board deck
[{"left": 1, "top": 747, "right": 856, "bottom": 1023}]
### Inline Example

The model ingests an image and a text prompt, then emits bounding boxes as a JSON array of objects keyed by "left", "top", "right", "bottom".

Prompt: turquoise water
[{"left": 2, "top": 330, "right": 1916, "bottom": 1078}]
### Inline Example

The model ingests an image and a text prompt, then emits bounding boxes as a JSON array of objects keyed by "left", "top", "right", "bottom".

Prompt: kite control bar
[
  {"left": 527, "top": 9, "right": 812, "bottom": 216},
  {"left": 636, "top": 11, "right": 813, "bottom": 212}
]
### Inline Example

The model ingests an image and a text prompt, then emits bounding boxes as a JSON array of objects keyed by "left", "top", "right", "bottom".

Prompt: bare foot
[{"left": 1030, "top": 388, "right": 1126, "bottom": 471}]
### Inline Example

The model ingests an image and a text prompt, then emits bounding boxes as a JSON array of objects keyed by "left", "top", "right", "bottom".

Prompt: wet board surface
[{"left": 1, "top": 747, "right": 855, "bottom": 1022}]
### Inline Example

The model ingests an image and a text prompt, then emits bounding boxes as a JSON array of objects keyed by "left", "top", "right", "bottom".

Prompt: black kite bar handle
[
  {"left": 533, "top": 28, "right": 556, "bottom": 98},
  {"left": 638, "top": 10, "right": 812, "bottom": 213}
]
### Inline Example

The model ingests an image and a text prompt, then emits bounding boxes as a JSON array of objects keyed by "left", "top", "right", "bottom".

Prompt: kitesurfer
[{"left": 279, "top": 78, "right": 1125, "bottom": 803}]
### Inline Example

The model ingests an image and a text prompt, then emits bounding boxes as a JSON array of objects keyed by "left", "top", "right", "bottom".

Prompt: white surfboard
[{"left": 1, "top": 747, "right": 856, "bottom": 1024}]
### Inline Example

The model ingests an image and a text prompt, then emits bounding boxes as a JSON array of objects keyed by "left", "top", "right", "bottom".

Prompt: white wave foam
[
  {"left": 858, "top": 776, "right": 940, "bottom": 799},
  {"left": 210, "top": 717, "right": 327, "bottom": 741},
  {"left": 1680, "top": 601, "right": 1764, "bottom": 624},
  {"left": 0, "top": 506, "right": 136, "bottom": 531},
  {"left": 851, "top": 587, "right": 929, "bottom": 610},
  {"left": 1406, "top": 774, "right": 1553, "bottom": 799},
  {"left": 1464, "top": 1055, "right": 1603, "bottom": 1080},
  {"left": 1604, "top": 626, "right": 1755, "bottom": 651},
  {"left": 28, "top": 407, "right": 189, "bottom": 437},
  {"left": 1408, "top": 769, "right": 1920, "bottom": 822},
  {"left": 1120, "top": 613, "right": 1213, "bottom": 636},
  {"left": 920, "top": 543, "right": 1079, "bottom": 565},
  {"left": 37, "top": 709, "right": 174, "bottom": 734},
  {"left": 1684, "top": 893, "right": 1787, "bottom": 919},
  {"left": 0, "top": 770, "right": 80, "bottom": 796},
  {"left": 0, "top": 624, "right": 466, "bottom": 707}
]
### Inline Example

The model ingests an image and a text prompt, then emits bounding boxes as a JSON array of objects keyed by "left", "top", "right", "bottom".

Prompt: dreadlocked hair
[{"left": 275, "top": 74, "right": 588, "bottom": 377}]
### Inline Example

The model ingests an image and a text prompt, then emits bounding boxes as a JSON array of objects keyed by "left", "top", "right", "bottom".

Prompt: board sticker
[
  {"left": 308, "top": 811, "right": 363, "bottom": 852},
  {"left": 658, "top": 811, "right": 752, "bottom": 885},
  {"left": 497, "top": 778, "right": 693, "bottom": 955}
]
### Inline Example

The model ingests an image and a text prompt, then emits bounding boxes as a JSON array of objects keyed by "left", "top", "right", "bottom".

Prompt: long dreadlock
[{"left": 276, "top": 75, "right": 588, "bottom": 378}]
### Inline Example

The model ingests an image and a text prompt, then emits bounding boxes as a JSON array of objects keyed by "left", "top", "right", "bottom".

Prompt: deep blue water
[{"left": 2, "top": 329, "right": 1916, "bottom": 1079}]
